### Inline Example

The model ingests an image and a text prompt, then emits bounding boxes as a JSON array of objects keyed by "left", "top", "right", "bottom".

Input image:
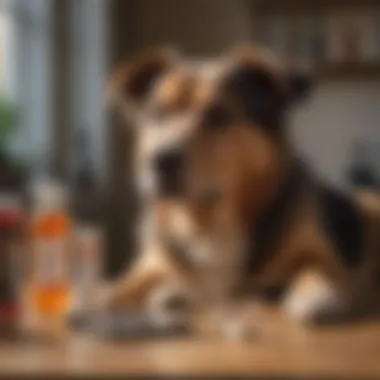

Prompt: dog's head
[{"left": 108, "top": 45, "right": 311, "bottom": 229}]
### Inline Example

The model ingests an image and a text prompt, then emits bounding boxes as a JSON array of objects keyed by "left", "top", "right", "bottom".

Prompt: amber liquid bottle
[{"left": 29, "top": 181, "right": 71, "bottom": 319}]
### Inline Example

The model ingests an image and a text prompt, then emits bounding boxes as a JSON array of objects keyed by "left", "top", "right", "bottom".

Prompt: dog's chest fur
[
  {"left": 147, "top": 161, "right": 368, "bottom": 305},
  {"left": 189, "top": 235, "right": 246, "bottom": 300},
  {"left": 154, "top": 203, "right": 247, "bottom": 299}
]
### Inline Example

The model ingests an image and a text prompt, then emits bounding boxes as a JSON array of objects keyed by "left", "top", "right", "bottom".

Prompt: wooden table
[{"left": 1, "top": 307, "right": 380, "bottom": 379}]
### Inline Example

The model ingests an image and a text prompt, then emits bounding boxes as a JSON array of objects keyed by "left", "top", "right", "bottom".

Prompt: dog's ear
[
  {"left": 107, "top": 47, "right": 177, "bottom": 117},
  {"left": 225, "top": 63, "right": 286, "bottom": 130},
  {"left": 224, "top": 46, "right": 313, "bottom": 129}
]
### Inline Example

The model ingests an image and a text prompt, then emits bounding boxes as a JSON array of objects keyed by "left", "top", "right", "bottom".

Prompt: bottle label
[{"left": 34, "top": 239, "right": 67, "bottom": 285}]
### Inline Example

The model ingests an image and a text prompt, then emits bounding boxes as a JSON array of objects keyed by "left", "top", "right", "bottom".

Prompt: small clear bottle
[
  {"left": 71, "top": 129, "right": 103, "bottom": 313},
  {"left": 74, "top": 226, "right": 102, "bottom": 312}
]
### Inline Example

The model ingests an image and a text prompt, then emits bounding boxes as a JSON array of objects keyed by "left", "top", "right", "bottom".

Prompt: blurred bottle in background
[
  {"left": 347, "top": 127, "right": 380, "bottom": 189},
  {"left": 260, "top": 13, "right": 290, "bottom": 58},
  {"left": 0, "top": 193, "right": 23, "bottom": 338},
  {"left": 71, "top": 128, "right": 103, "bottom": 314},
  {"left": 29, "top": 179, "right": 72, "bottom": 320},
  {"left": 293, "top": 13, "right": 325, "bottom": 62}
]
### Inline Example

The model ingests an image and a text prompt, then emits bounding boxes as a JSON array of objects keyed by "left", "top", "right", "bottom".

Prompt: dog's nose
[
  {"left": 155, "top": 149, "right": 184, "bottom": 174},
  {"left": 154, "top": 149, "right": 185, "bottom": 196}
]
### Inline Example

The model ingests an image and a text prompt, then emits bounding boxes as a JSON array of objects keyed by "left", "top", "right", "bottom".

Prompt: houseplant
[{"left": 0, "top": 97, "right": 24, "bottom": 191}]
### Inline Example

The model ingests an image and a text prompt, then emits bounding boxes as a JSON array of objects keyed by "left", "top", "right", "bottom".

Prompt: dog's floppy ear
[
  {"left": 224, "top": 46, "right": 313, "bottom": 129},
  {"left": 107, "top": 47, "right": 177, "bottom": 117},
  {"left": 224, "top": 63, "right": 287, "bottom": 130}
]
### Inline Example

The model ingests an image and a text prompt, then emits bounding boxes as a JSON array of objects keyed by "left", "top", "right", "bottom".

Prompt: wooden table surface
[{"left": 2, "top": 307, "right": 380, "bottom": 379}]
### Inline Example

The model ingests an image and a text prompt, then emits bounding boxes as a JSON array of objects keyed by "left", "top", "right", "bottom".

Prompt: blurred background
[
  {"left": 1, "top": 0, "right": 380, "bottom": 375},
  {"left": 1, "top": 0, "right": 380, "bottom": 280}
]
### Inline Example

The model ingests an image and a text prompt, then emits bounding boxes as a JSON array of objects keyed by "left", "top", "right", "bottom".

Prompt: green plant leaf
[{"left": 0, "top": 98, "right": 17, "bottom": 148}]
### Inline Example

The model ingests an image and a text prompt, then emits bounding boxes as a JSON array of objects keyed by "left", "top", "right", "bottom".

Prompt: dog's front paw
[
  {"left": 88, "top": 281, "right": 116, "bottom": 312},
  {"left": 283, "top": 269, "right": 345, "bottom": 325},
  {"left": 145, "top": 282, "right": 196, "bottom": 327}
]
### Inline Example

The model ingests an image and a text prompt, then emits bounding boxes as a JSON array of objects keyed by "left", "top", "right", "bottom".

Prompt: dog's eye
[{"left": 202, "top": 105, "right": 233, "bottom": 133}]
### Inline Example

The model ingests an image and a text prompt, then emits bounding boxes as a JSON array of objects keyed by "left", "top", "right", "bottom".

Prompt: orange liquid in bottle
[{"left": 31, "top": 212, "right": 71, "bottom": 317}]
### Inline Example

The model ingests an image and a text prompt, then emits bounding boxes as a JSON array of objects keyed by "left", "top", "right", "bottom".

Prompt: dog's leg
[
  {"left": 282, "top": 267, "right": 346, "bottom": 324},
  {"left": 99, "top": 244, "right": 176, "bottom": 311}
]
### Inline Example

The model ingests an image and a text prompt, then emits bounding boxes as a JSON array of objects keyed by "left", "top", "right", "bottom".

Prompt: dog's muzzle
[{"left": 154, "top": 148, "right": 185, "bottom": 197}]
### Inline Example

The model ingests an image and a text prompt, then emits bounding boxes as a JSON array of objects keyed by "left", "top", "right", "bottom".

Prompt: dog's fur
[{"left": 105, "top": 45, "right": 380, "bottom": 334}]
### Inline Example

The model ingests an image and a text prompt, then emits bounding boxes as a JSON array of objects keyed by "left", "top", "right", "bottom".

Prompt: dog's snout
[
  {"left": 155, "top": 149, "right": 185, "bottom": 174},
  {"left": 154, "top": 149, "right": 185, "bottom": 196}
]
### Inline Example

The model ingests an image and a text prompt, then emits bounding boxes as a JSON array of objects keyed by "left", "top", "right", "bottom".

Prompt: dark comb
[{"left": 68, "top": 311, "right": 189, "bottom": 340}]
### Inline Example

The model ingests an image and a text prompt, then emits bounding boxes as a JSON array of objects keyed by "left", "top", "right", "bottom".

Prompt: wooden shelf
[
  {"left": 253, "top": 0, "right": 380, "bottom": 13},
  {"left": 315, "top": 62, "right": 380, "bottom": 80},
  {"left": 250, "top": 0, "right": 380, "bottom": 80}
]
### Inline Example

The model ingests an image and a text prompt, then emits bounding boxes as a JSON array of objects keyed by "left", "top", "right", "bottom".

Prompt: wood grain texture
[{"left": 2, "top": 305, "right": 380, "bottom": 378}]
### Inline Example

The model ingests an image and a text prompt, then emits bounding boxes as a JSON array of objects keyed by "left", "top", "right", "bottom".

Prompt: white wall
[
  {"left": 135, "top": 0, "right": 380, "bottom": 185},
  {"left": 291, "top": 81, "right": 380, "bottom": 187},
  {"left": 0, "top": 0, "right": 15, "bottom": 98},
  {"left": 10, "top": 0, "right": 53, "bottom": 169},
  {"left": 69, "top": 0, "right": 108, "bottom": 181}
]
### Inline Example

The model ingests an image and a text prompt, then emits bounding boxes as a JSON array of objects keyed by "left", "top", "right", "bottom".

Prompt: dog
[{"left": 104, "top": 45, "right": 380, "bottom": 336}]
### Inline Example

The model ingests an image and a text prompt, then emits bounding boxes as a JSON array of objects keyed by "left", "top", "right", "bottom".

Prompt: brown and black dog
[{"left": 104, "top": 45, "right": 380, "bottom": 335}]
